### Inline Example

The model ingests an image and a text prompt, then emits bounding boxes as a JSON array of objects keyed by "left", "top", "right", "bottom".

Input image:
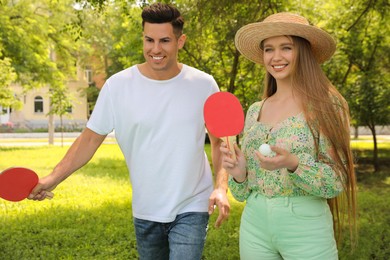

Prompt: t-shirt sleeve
[
  {"left": 209, "top": 75, "right": 220, "bottom": 94},
  {"left": 86, "top": 80, "right": 114, "bottom": 135}
]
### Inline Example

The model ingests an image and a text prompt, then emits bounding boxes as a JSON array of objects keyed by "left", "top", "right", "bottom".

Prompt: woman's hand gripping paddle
[
  {"left": 0, "top": 167, "right": 53, "bottom": 202},
  {"left": 204, "top": 92, "right": 245, "bottom": 161}
]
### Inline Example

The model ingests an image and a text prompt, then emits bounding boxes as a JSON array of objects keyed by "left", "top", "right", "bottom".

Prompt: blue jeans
[{"left": 133, "top": 212, "right": 209, "bottom": 260}]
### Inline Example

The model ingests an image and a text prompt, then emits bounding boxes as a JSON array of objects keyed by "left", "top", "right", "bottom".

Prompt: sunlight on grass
[
  {"left": 0, "top": 144, "right": 132, "bottom": 215},
  {"left": 350, "top": 136, "right": 390, "bottom": 147},
  {"left": 0, "top": 139, "right": 389, "bottom": 259},
  {"left": 0, "top": 144, "right": 138, "bottom": 259}
]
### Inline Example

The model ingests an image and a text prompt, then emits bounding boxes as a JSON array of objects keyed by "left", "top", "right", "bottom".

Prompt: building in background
[{"left": 0, "top": 61, "right": 104, "bottom": 132}]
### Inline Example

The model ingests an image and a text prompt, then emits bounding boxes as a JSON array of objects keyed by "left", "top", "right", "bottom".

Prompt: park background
[{"left": 1, "top": 0, "right": 389, "bottom": 259}]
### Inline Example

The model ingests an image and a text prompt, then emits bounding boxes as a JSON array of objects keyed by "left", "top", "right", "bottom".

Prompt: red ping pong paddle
[
  {"left": 0, "top": 167, "right": 53, "bottom": 202},
  {"left": 204, "top": 92, "right": 245, "bottom": 160}
]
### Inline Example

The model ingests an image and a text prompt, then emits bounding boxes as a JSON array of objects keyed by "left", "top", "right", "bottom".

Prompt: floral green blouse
[{"left": 228, "top": 101, "right": 344, "bottom": 202}]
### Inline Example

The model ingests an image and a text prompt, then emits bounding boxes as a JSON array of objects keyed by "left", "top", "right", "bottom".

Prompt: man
[{"left": 29, "top": 3, "right": 230, "bottom": 260}]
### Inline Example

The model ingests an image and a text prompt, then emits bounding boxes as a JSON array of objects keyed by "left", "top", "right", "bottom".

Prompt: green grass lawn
[{"left": 0, "top": 138, "right": 389, "bottom": 259}]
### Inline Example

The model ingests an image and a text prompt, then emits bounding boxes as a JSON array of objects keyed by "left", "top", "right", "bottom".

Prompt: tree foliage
[
  {"left": 0, "top": 58, "right": 21, "bottom": 109},
  {"left": 97, "top": 0, "right": 388, "bottom": 169},
  {"left": 324, "top": 0, "right": 390, "bottom": 170},
  {"left": 0, "top": 0, "right": 85, "bottom": 116},
  {"left": 1, "top": 0, "right": 388, "bottom": 166}
]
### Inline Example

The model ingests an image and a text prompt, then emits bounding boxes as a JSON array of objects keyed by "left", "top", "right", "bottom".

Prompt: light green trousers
[{"left": 240, "top": 193, "right": 338, "bottom": 260}]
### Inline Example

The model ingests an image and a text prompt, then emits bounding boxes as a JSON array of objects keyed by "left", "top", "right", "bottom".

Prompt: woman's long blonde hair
[{"left": 263, "top": 36, "right": 357, "bottom": 247}]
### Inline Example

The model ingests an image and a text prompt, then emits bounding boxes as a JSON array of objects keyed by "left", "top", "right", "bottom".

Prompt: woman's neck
[{"left": 271, "top": 82, "right": 294, "bottom": 101}]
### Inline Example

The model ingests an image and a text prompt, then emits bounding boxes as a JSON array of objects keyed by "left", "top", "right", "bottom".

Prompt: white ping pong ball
[{"left": 259, "top": 144, "right": 272, "bottom": 156}]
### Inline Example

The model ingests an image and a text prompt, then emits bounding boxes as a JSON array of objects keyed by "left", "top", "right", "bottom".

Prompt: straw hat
[{"left": 235, "top": 12, "right": 336, "bottom": 64}]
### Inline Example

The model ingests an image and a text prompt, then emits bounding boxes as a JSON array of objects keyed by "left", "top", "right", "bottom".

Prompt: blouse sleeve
[
  {"left": 228, "top": 176, "right": 251, "bottom": 202},
  {"left": 289, "top": 134, "right": 344, "bottom": 198}
]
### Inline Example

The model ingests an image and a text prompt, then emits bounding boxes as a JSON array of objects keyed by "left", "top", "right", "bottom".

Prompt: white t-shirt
[{"left": 87, "top": 64, "right": 219, "bottom": 222}]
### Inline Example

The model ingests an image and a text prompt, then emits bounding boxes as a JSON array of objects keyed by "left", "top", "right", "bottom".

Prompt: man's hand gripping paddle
[
  {"left": 0, "top": 167, "right": 53, "bottom": 202},
  {"left": 204, "top": 92, "right": 245, "bottom": 161}
]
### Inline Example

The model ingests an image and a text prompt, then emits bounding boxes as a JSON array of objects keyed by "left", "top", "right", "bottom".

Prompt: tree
[
  {"left": 0, "top": 58, "right": 21, "bottom": 110},
  {"left": 0, "top": 0, "right": 79, "bottom": 89},
  {"left": 1, "top": 0, "right": 90, "bottom": 144},
  {"left": 32, "top": 0, "right": 388, "bottom": 161},
  {"left": 48, "top": 84, "right": 74, "bottom": 147},
  {"left": 177, "top": 0, "right": 286, "bottom": 112},
  {"left": 328, "top": 0, "right": 390, "bottom": 171}
]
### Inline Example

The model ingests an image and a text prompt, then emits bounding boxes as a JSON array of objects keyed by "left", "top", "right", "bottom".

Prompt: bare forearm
[
  {"left": 207, "top": 132, "right": 231, "bottom": 227},
  {"left": 214, "top": 167, "right": 228, "bottom": 191},
  {"left": 50, "top": 128, "right": 106, "bottom": 184},
  {"left": 211, "top": 136, "right": 228, "bottom": 192}
]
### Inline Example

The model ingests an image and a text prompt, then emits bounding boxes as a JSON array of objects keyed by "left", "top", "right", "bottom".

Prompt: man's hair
[{"left": 141, "top": 3, "right": 184, "bottom": 37}]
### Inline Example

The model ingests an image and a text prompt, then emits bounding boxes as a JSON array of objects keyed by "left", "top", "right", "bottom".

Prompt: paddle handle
[
  {"left": 35, "top": 190, "right": 54, "bottom": 200},
  {"left": 224, "top": 136, "right": 237, "bottom": 161},
  {"left": 45, "top": 191, "right": 54, "bottom": 199}
]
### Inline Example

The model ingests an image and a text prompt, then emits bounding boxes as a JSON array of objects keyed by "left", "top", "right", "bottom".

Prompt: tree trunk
[
  {"left": 368, "top": 124, "right": 379, "bottom": 172},
  {"left": 228, "top": 49, "right": 240, "bottom": 93},
  {"left": 228, "top": 50, "right": 241, "bottom": 144},
  {"left": 60, "top": 115, "right": 64, "bottom": 147},
  {"left": 48, "top": 104, "right": 54, "bottom": 145},
  {"left": 354, "top": 125, "right": 358, "bottom": 139}
]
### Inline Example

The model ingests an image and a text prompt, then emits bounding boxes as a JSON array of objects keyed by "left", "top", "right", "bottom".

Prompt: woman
[{"left": 221, "top": 12, "right": 357, "bottom": 259}]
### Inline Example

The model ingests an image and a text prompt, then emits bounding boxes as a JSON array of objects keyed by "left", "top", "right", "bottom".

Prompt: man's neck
[{"left": 137, "top": 63, "right": 183, "bottom": 80}]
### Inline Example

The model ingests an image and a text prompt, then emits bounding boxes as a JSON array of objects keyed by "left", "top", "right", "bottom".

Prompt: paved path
[
  {"left": 0, "top": 132, "right": 116, "bottom": 147},
  {"left": 1, "top": 132, "right": 389, "bottom": 147}
]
